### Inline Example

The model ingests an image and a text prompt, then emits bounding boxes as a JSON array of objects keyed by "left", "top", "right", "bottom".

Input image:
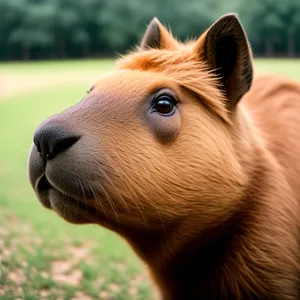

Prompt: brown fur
[{"left": 28, "top": 14, "right": 300, "bottom": 299}]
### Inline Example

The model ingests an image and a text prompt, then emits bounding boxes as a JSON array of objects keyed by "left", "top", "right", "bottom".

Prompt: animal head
[{"left": 28, "top": 14, "right": 253, "bottom": 240}]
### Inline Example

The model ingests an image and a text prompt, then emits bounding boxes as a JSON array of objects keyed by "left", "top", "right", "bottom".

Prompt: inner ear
[
  {"left": 197, "top": 14, "right": 253, "bottom": 109},
  {"left": 140, "top": 17, "right": 179, "bottom": 50}
]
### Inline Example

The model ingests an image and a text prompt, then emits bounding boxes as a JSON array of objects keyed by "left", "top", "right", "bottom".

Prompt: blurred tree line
[{"left": 1, "top": 0, "right": 300, "bottom": 61}]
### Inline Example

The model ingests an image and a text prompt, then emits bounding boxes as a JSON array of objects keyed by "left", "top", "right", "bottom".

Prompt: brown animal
[{"left": 28, "top": 13, "right": 300, "bottom": 299}]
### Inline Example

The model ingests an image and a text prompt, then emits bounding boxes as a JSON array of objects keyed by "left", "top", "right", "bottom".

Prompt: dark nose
[{"left": 33, "top": 124, "right": 80, "bottom": 160}]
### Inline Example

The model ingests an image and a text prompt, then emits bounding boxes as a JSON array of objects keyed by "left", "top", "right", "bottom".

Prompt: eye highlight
[{"left": 151, "top": 93, "right": 178, "bottom": 116}]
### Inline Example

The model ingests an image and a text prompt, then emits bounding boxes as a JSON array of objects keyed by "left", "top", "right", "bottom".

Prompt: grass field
[{"left": 0, "top": 58, "right": 300, "bottom": 300}]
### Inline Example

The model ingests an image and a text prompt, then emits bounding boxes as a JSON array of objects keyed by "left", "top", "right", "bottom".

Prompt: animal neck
[
  {"left": 148, "top": 210, "right": 251, "bottom": 300},
  {"left": 124, "top": 177, "right": 261, "bottom": 299},
  {"left": 121, "top": 108, "right": 300, "bottom": 299}
]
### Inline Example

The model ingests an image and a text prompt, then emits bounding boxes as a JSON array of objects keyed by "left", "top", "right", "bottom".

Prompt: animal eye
[{"left": 151, "top": 94, "right": 177, "bottom": 116}]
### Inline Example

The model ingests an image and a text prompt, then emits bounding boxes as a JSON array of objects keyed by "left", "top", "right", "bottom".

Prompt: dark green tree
[{"left": 0, "top": 0, "right": 300, "bottom": 60}]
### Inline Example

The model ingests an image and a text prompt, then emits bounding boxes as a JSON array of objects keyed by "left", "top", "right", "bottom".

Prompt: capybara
[{"left": 28, "top": 13, "right": 300, "bottom": 300}]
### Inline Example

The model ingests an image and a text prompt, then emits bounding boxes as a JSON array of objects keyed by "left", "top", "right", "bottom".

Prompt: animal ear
[
  {"left": 195, "top": 13, "right": 253, "bottom": 109},
  {"left": 140, "top": 17, "right": 179, "bottom": 50}
]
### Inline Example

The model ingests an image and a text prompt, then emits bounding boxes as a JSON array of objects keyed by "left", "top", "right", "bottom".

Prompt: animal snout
[{"left": 33, "top": 123, "right": 80, "bottom": 160}]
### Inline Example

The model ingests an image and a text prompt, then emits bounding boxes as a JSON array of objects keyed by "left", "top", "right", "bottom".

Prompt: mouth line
[
  {"left": 36, "top": 173, "right": 81, "bottom": 200},
  {"left": 35, "top": 173, "right": 50, "bottom": 192},
  {"left": 35, "top": 174, "right": 101, "bottom": 215},
  {"left": 36, "top": 174, "right": 78, "bottom": 206}
]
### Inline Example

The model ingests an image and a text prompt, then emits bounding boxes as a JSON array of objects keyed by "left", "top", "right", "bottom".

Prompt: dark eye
[{"left": 151, "top": 94, "right": 177, "bottom": 116}]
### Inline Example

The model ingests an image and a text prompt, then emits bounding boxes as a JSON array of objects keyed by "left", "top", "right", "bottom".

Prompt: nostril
[
  {"left": 33, "top": 124, "right": 80, "bottom": 160},
  {"left": 34, "top": 136, "right": 48, "bottom": 158},
  {"left": 49, "top": 135, "right": 80, "bottom": 159},
  {"left": 36, "top": 142, "right": 42, "bottom": 154}
]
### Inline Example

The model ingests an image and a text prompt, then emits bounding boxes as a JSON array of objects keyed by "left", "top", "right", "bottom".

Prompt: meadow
[{"left": 0, "top": 58, "right": 300, "bottom": 299}]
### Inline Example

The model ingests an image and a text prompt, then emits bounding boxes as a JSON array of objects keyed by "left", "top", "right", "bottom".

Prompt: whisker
[
  {"left": 97, "top": 180, "right": 120, "bottom": 223},
  {"left": 117, "top": 175, "right": 149, "bottom": 227},
  {"left": 98, "top": 167, "right": 131, "bottom": 214},
  {"left": 105, "top": 151, "right": 148, "bottom": 227},
  {"left": 68, "top": 196, "right": 77, "bottom": 222},
  {"left": 77, "top": 177, "right": 89, "bottom": 220},
  {"left": 87, "top": 180, "right": 108, "bottom": 220},
  {"left": 122, "top": 180, "right": 149, "bottom": 228}
]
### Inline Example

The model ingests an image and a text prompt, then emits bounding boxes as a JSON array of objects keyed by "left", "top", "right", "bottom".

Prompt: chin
[
  {"left": 34, "top": 175, "right": 93, "bottom": 224},
  {"left": 28, "top": 142, "right": 106, "bottom": 225}
]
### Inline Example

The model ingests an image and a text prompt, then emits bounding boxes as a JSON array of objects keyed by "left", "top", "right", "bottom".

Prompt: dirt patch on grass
[
  {"left": 0, "top": 213, "right": 155, "bottom": 299},
  {"left": 52, "top": 264, "right": 82, "bottom": 286},
  {"left": 51, "top": 243, "right": 94, "bottom": 286},
  {"left": 0, "top": 226, "right": 8, "bottom": 236},
  {"left": 0, "top": 71, "right": 105, "bottom": 100},
  {"left": 7, "top": 268, "right": 26, "bottom": 284},
  {"left": 73, "top": 291, "right": 93, "bottom": 300}
]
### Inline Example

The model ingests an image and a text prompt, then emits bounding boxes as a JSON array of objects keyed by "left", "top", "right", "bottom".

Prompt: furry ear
[
  {"left": 195, "top": 13, "right": 253, "bottom": 109},
  {"left": 140, "top": 17, "right": 179, "bottom": 50}
]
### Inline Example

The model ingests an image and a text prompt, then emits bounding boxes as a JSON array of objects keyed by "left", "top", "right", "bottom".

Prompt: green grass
[
  {"left": 254, "top": 58, "right": 300, "bottom": 80},
  {"left": 0, "top": 58, "right": 300, "bottom": 299},
  {"left": 0, "top": 58, "right": 115, "bottom": 75}
]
